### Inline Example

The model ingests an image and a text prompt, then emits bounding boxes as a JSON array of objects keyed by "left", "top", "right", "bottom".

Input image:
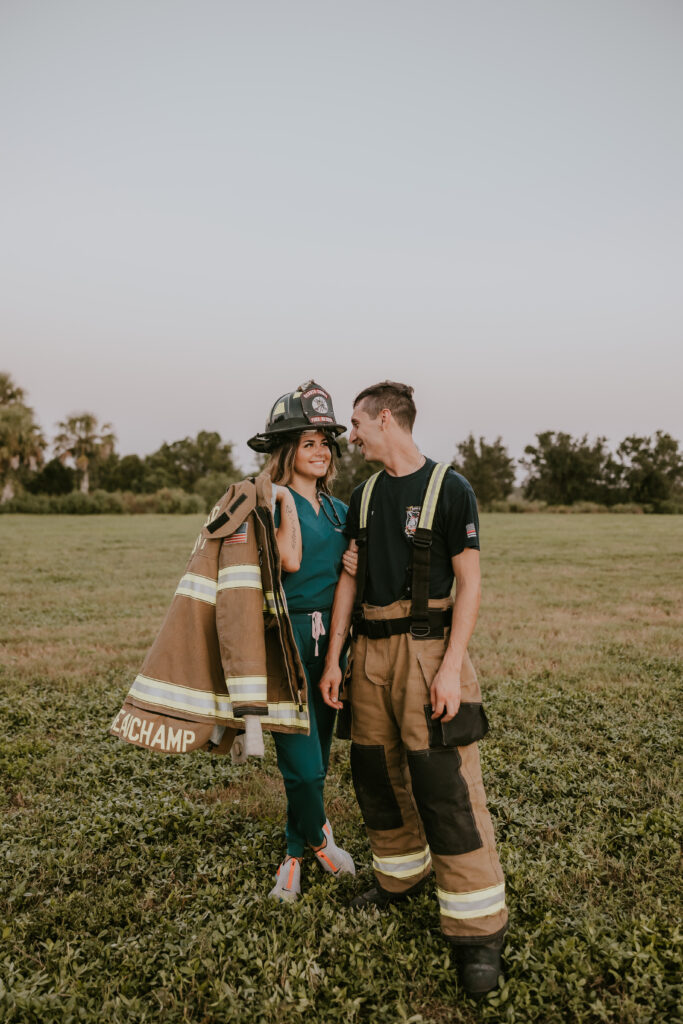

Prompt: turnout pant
[{"left": 350, "top": 599, "right": 507, "bottom": 943}]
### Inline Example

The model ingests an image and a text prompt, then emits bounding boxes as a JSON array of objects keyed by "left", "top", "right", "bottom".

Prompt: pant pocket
[
  {"left": 350, "top": 743, "right": 403, "bottom": 831},
  {"left": 423, "top": 703, "right": 489, "bottom": 748},
  {"left": 416, "top": 648, "right": 488, "bottom": 747},
  {"left": 336, "top": 701, "right": 352, "bottom": 740},
  {"left": 363, "top": 638, "right": 390, "bottom": 687}
]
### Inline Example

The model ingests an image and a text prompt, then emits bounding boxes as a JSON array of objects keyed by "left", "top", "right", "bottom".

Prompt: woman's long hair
[{"left": 264, "top": 432, "right": 338, "bottom": 494}]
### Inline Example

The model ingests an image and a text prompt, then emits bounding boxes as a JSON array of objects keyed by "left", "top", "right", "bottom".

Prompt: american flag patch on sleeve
[
  {"left": 466, "top": 523, "right": 477, "bottom": 539},
  {"left": 225, "top": 523, "right": 248, "bottom": 545}
]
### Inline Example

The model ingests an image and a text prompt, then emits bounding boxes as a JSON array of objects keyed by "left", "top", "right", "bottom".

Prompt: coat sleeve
[{"left": 215, "top": 509, "right": 270, "bottom": 716}]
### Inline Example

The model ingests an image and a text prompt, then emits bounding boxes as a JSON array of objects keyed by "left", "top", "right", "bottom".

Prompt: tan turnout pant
[{"left": 350, "top": 598, "right": 508, "bottom": 943}]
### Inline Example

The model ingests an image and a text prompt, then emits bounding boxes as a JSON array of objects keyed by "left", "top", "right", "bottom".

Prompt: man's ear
[{"left": 379, "top": 408, "right": 392, "bottom": 429}]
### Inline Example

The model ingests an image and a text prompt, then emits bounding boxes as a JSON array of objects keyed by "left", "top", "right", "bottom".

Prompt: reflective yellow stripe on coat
[
  {"left": 218, "top": 565, "right": 262, "bottom": 591},
  {"left": 175, "top": 573, "right": 217, "bottom": 605}
]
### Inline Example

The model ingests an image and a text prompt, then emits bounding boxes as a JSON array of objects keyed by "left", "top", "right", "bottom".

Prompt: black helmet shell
[{"left": 247, "top": 381, "right": 346, "bottom": 453}]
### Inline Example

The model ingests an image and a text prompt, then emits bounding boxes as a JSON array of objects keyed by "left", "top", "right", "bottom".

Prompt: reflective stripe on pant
[
  {"left": 272, "top": 611, "right": 337, "bottom": 857},
  {"left": 350, "top": 598, "right": 507, "bottom": 941}
]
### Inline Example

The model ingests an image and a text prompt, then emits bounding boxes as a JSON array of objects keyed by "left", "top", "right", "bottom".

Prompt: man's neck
[{"left": 381, "top": 439, "right": 426, "bottom": 478}]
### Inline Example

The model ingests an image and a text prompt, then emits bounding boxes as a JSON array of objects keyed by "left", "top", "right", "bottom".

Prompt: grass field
[{"left": 1, "top": 514, "right": 681, "bottom": 1024}]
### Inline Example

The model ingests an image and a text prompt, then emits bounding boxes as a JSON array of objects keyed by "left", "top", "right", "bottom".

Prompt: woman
[{"left": 247, "top": 380, "right": 356, "bottom": 902}]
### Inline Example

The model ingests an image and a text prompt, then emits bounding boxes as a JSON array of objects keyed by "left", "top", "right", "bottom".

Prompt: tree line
[
  {"left": 1, "top": 372, "right": 681, "bottom": 512},
  {"left": 453, "top": 432, "right": 683, "bottom": 512}
]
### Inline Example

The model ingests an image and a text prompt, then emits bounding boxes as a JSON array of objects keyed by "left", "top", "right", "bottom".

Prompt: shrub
[
  {"left": 609, "top": 503, "right": 646, "bottom": 515},
  {"left": 652, "top": 498, "right": 683, "bottom": 515},
  {"left": 546, "top": 502, "right": 609, "bottom": 514},
  {"left": 0, "top": 488, "right": 205, "bottom": 514},
  {"left": 0, "top": 492, "right": 52, "bottom": 514},
  {"left": 507, "top": 499, "right": 548, "bottom": 513}
]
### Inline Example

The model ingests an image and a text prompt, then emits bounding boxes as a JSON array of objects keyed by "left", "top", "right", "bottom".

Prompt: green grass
[{"left": 1, "top": 514, "right": 681, "bottom": 1023}]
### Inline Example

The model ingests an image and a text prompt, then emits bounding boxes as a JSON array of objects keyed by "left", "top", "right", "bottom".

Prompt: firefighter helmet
[{"left": 247, "top": 380, "right": 346, "bottom": 454}]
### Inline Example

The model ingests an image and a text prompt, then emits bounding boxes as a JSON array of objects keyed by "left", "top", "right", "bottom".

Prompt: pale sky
[{"left": 2, "top": 0, "right": 681, "bottom": 474}]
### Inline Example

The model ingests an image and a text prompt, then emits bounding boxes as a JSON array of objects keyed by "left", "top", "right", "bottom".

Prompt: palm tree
[
  {"left": 0, "top": 372, "right": 26, "bottom": 405},
  {"left": 53, "top": 414, "right": 117, "bottom": 494},
  {"left": 0, "top": 403, "right": 46, "bottom": 502}
]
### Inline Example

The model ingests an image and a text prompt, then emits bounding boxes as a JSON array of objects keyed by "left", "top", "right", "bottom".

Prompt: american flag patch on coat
[
  {"left": 466, "top": 523, "right": 477, "bottom": 539},
  {"left": 225, "top": 523, "right": 248, "bottom": 545}
]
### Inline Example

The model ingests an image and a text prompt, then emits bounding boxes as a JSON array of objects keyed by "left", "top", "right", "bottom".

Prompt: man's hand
[
  {"left": 429, "top": 547, "right": 480, "bottom": 724},
  {"left": 430, "top": 661, "right": 461, "bottom": 723},
  {"left": 319, "top": 662, "right": 344, "bottom": 710}
]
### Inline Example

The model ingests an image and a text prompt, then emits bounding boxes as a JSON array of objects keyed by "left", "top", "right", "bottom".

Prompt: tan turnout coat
[{"left": 110, "top": 472, "right": 309, "bottom": 755}]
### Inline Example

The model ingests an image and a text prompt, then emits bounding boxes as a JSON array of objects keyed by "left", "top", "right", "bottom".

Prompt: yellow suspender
[{"left": 416, "top": 462, "right": 450, "bottom": 531}]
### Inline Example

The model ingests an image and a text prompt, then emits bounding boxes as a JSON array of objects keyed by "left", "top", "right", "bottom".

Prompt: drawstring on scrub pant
[{"left": 309, "top": 611, "right": 326, "bottom": 656}]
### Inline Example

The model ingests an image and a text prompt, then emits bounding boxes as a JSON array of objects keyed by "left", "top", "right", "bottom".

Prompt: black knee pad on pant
[
  {"left": 350, "top": 743, "right": 403, "bottom": 831},
  {"left": 407, "top": 747, "right": 482, "bottom": 855}
]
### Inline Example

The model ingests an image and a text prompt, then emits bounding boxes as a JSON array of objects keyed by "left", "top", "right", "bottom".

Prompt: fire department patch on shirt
[
  {"left": 405, "top": 505, "right": 421, "bottom": 538},
  {"left": 466, "top": 522, "right": 477, "bottom": 539},
  {"left": 225, "top": 523, "right": 248, "bottom": 545}
]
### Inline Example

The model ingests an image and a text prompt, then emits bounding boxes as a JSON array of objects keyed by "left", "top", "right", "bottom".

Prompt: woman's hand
[{"left": 342, "top": 545, "right": 358, "bottom": 577}]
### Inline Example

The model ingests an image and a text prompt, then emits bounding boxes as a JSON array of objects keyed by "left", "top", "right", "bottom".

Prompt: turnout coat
[{"left": 110, "top": 472, "right": 310, "bottom": 755}]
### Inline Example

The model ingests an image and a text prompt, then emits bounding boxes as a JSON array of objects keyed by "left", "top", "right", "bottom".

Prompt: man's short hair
[{"left": 353, "top": 381, "right": 416, "bottom": 431}]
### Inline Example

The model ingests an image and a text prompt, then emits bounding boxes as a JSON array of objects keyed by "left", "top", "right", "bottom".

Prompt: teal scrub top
[{"left": 274, "top": 488, "right": 348, "bottom": 612}]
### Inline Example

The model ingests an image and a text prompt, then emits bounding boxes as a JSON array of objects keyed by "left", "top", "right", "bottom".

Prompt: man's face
[{"left": 349, "top": 401, "right": 384, "bottom": 461}]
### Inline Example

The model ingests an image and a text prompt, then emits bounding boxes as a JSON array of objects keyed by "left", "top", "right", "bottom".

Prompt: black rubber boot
[
  {"left": 350, "top": 875, "right": 429, "bottom": 909},
  {"left": 454, "top": 942, "right": 503, "bottom": 996}
]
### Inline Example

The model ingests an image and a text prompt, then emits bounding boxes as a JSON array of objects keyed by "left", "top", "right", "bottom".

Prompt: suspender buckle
[
  {"left": 412, "top": 527, "right": 432, "bottom": 550},
  {"left": 410, "top": 621, "right": 432, "bottom": 638}
]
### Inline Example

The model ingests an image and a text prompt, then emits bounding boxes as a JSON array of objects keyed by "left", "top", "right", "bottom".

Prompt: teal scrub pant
[{"left": 272, "top": 610, "right": 337, "bottom": 858}]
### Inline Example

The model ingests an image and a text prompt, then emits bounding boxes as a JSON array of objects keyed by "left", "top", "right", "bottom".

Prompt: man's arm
[
  {"left": 319, "top": 540, "right": 358, "bottom": 709},
  {"left": 429, "top": 546, "right": 481, "bottom": 723}
]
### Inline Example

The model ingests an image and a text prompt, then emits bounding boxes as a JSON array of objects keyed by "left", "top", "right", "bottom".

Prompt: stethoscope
[{"left": 318, "top": 491, "right": 344, "bottom": 530}]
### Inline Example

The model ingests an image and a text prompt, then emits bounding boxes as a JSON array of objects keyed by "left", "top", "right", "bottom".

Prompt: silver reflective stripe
[
  {"left": 373, "top": 846, "right": 431, "bottom": 879},
  {"left": 222, "top": 701, "right": 309, "bottom": 731},
  {"left": 417, "top": 462, "right": 449, "bottom": 531},
  {"left": 261, "top": 712, "right": 309, "bottom": 729},
  {"left": 129, "top": 674, "right": 233, "bottom": 719},
  {"left": 130, "top": 677, "right": 308, "bottom": 730},
  {"left": 226, "top": 675, "right": 268, "bottom": 702},
  {"left": 359, "top": 471, "right": 382, "bottom": 529},
  {"left": 263, "top": 590, "right": 277, "bottom": 614},
  {"left": 263, "top": 702, "right": 307, "bottom": 722},
  {"left": 437, "top": 883, "right": 506, "bottom": 920},
  {"left": 218, "top": 565, "right": 262, "bottom": 591},
  {"left": 175, "top": 573, "right": 217, "bottom": 605}
]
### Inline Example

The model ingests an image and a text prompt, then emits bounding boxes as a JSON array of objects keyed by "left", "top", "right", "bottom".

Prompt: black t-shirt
[{"left": 345, "top": 458, "right": 480, "bottom": 606}]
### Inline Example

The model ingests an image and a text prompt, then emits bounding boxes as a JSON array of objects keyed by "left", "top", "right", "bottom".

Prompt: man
[{"left": 319, "top": 381, "right": 507, "bottom": 997}]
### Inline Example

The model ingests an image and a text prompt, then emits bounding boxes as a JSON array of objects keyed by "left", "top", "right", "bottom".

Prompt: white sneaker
[
  {"left": 268, "top": 856, "right": 301, "bottom": 902},
  {"left": 312, "top": 820, "right": 356, "bottom": 877}
]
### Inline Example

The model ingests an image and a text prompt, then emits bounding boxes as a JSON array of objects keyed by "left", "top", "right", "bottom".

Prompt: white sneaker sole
[
  {"left": 315, "top": 845, "right": 356, "bottom": 877},
  {"left": 268, "top": 884, "right": 299, "bottom": 903}
]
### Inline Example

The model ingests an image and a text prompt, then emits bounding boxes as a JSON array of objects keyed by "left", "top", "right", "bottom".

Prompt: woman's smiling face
[{"left": 293, "top": 431, "right": 332, "bottom": 480}]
